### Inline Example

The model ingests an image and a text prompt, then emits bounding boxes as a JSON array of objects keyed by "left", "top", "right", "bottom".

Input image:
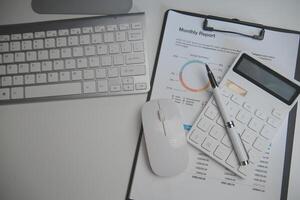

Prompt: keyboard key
[
  {"left": 71, "top": 70, "right": 82, "bottom": 80},
  {"left": 94, "top": 25, "right": 105, "bottom": 32},
  {"left": 36, "top": 73, "right": 47, "bottom": 83},
  {"left": 119, "top": 23, "right": 130, "bottom": 30},
  {"left": 46, "top": 30, "right": 57, "bottom": 37},
  {"left": 125, "top": 53, "right": 145, "bottom": 64},
  {"left": 0, "top": 35, "right": 10, "bottom": 41},
  {"left": 121, "top": 42, "right": 131, "bottom": 53},
  {"left": 73, "top": 47, "right": 84, "bottom": 57},
  {"left": 95, "top": 68, "right": 106, "bottom": 78},
  {"left": 34, "top": 31, "right": 45, "bottom": 38},
  {"left": 113, "top": 54, "right": 124, "bottom": 65},
  {"left": 96, "top": 44, "right": 108, "bottom": 54},
  {"left": 201, "top": 137, "right": 218, "bottom": 152},
  {"left": 24, "top": 74, "right": 35, "bottom": 85},
  {"left": 101, "top": 55, "right": 112, "bottom": 66},
  {"left": 60, "top": 71, "right": 71, "bottom": 81},
  {"left": 122, "top": 77, "right": 134, "bottom": 84},
  {"left": 33, "top": 39, "right": 44, "bottom": 49},
  {"left": 231, "top": 95, "right": 243, "bottom": 105},
  {"left": 120, "top": 65, "right": 145, "bottom": 76},
  {"left": 83, "top": 81, "right": 96, "bottom": 93},
  {"left": 82, "top": 27, "right": 93, "bottom": 33},
  {"left": 3, "top": 53, "right": 14, "bottom": 63},
  {"left": 123, "top": 84, "right": 134, "bottom": 91},
  {"left": 131, "top": 22, "right": 142, "bottom": 29},
  {"left": 68, "top": 36, "right": 79, "bottom": 46},
  {"left": 133, "top": 41, "right": 144, "bottom": 52},
  {"left": 80, "top": 35, "right": 90, "bottom": 45},
  {"left": 84, "top": 45, "right": 96, "bottom": 56},
  {"left": 128, "top": 30, "right": 143, "bottom": 41},
  {"left": 48, "top": 72, "right": 58, "bottom": 82},
  {"left": 0, "top": 65, "right": 6, "bottom": 75},
  {"left": 0, "top": 88, "right": 10, "bottom": 100},
  {"left": 116, "top": 31, "right": 126, "bottom": 42},
  {"left": 109, "top": 43, "right": 120, "bottom": 54},
  {"left": 15, "top": 52, "right": 25, "bottom": 62},
  {"left": 7, "top": 64, "right": 18, "bottom": 74},
  {"left": 106, "top": 25, "right": 118, "bottom": 31},
  {"left": 53, "top": 60, "right": 64, "bottom": 70},
  {"left": 58, "top": 29, "right": 69, "bottom": 36},
  {"left": 97, "top": 79, "right": 108, "bottom": 92},
  {"left": 83, "top": 69, "right": 95, "bottom": 79},
  {"left": 42, "top": 61, "right": 52, "bottom": 71},
  {"left": 214, "top": 145, "right": 231, "bottom": 160},
  {"left": 25, "top": 82, "right": 82, "bottom": 98},
  {"left": 10, "top": 41, "right": 21, "bottom": 51},
  {"left": 26, "top": 51, "right": 37, "bottom": 61},
  {"left": 0, "top": 42, "right": 9, "bottom": 52},
  {"left": 18, "top": 63, "right": 29, "bottom": 73},
  {"left": 70, "top": 28, "right": 81, "bottom": 35},
  {"left": 49, "top": 49, "right": 60, "bottom": 59},
  {"left": 61, "top": 48, "right": 72, "bottom": 58},
  {"left": 65, "top": 59, "right": 76, "bottom": 69},
  {"left": 77, "top": 58, "right": 88, "bottom": 68},
  {"left": 38, "top": 50, "right": 49, "bottom": 60},
  {"left": 91, "top": 33, "right": 102, "bottom": 44},
  {"left": 21, "top": 40, "right": 32, "bottom": 50},
  {"left": 135, "top": 83, "right": 147, "bottom": 90},
  {"left": 103, "top": 32, "right": 114, "bottom": 43},
  {"left": 248, "top": 147, "right": 261, "bottom": 163},
  {"left": 197, "top": 118, "right": 212, "bottom": 132},
  {"left": 1, "top": 76, "right": 12, "bottom": 86},
  {"left": 56, "top": 37, "right": 67, "bottom": 47},
  {"left": 110, "top": 85, "right": 121, "bottom": 92},
  {"left": 11, "top": 87, "right": 24, "bottom": 99},
  {"left": 23, "top": 33, "right": 33, "bottom": 39},
  {"left": 108, "top": 67, "right": 119, "bottom": 77},
  {"left": 11, "top": 34, "right": 22, "bottom": 40},
  {"left": 89, "top": 56, "right": 100, "bottom": 67},
  {"left": 30, "top": 62, "right": 41, "bottom": 72},
  {"left": 217, "top": 116, "right": 225, "bottom": 128}
]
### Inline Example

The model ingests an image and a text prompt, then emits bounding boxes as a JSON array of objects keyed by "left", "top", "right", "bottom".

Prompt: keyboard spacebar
[{"left": 25, "top": 83, "right": 82, "bottom": 98}]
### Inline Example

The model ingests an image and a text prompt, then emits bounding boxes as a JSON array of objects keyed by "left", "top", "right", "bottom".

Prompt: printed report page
[{"left": 130, "top": 10, "right": 299, "bottom": 200}]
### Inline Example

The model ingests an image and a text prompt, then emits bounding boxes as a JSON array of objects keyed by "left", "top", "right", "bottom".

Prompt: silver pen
[{"left": 205, "top": 64, "right": 249, "bottom": 166}]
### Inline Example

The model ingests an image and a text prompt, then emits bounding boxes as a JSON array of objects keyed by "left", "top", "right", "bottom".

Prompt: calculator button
[
  {"left": 201, "top": 137, "right": 218, "bottom": 152},
  {"left": 272, "top": 108, "right": 284, "bottom": 120},
  {"left": 255, "top": 109, "right": 267, "bottom": 120},
  {"left": 241, "top": 130, "right": 257, "bottom": 145},
  {"left": 234, "top": 121, "right": 245, "bottom": 134},
  {"left": 248, "top": 147, "right": 261, "bottom": 163},
  {"left": 231, "top": 95, "right": 243, "bottom": 105},
  {"left": 227, "top": 102, "right": 240, "bottom": 119},
  {"left": 221, "top": 89, "right": 232, "bottom": 97},
  {"left": 260, "top": 125, "right": 275, "bottom": 140},
  {"left": 197, "top": 118, "right": 213, "bottom": 132},
  {"left": 214, "top": 145, "right": 231, "bottom": 160},
  {"left": 267, "top": 117, "right": 280, "bottom": 128},
  {"left": 236, "top": 110, "right": 251, "bottom": 124},
  {"left": 221, "top": 134, "right": 232, "bottom": 147},
  {"left": 226, "top": 151, "right": 239, "bottom": 168},
  {"left": 253, "top": 137, "right": 270, "bottom": 152},
  {"left": 248, "top": 118, "right": 264, "bottom": 133},
  {"left": 217, "top": 116, "right": 225, "bottom": 128},
  {"left": 204, "top": 106, "right": 219, "bottom": 120},
  {"left": 189, "top": 130, "right": 206, "bottom": 144},
  {"left": 209, "top": 126, "right": 225, "bottom": 140},
  {"left": 243, "top": 102, "right": 254, "bottom": 113}
]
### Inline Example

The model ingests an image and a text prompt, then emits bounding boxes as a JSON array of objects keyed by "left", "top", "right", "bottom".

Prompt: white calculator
[{"left": 187, "top": 52, "right": 300, "bottom": 178}]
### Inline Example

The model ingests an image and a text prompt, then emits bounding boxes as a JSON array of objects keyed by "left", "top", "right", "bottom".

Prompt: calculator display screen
[{"left": 233, "top": 54, "right": 299, "bottom": 105}]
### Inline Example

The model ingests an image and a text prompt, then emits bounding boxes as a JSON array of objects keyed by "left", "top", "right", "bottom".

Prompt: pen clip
[{"left": 203, "top": 18, "right": 265, "bottom": 41}]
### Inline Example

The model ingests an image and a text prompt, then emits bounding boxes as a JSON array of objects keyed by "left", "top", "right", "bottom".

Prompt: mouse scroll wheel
[{"left": 158, "top": 109, "right": 166, "bottom": 122}]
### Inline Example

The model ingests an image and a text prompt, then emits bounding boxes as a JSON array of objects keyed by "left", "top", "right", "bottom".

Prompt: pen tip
[{"left": 205, "top": 64, "right": 211, "bottom": 72}]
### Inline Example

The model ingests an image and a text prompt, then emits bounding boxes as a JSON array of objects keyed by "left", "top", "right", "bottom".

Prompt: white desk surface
[{"left": 0, "top": 0, "right": 299, "bottom": 199}]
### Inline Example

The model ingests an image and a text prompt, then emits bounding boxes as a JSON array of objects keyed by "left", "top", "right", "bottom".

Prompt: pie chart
[{"left": 179, "top": 60, "right": 210, "bottom": 92}]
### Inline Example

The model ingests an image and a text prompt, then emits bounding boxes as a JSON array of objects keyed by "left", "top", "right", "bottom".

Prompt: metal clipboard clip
[{"left": 203, "top": 18, "right": 265, "bottom": 40}]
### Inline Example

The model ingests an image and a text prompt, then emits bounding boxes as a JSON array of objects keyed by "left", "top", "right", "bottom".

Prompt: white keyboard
[
  {"left": 187, "top": 87, "right": 283, "bottom": 178},
  {"left": 0, "top": 13, "right": 150, "bottom": 104}
]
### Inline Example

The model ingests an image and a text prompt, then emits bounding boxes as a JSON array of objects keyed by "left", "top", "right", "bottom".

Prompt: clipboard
[{"left": 126, "top": 9, "right": 300, "bottom": 200}]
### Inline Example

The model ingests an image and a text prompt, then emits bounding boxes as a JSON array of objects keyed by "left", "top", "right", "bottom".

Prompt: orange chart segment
[{"left": 179, "top": 60, "right": 210, "bottom": 92}]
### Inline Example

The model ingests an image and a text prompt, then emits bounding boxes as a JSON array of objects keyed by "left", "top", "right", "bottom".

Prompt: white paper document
[{"left": 129, "top": 10, "right": 299, "bottom": 200}]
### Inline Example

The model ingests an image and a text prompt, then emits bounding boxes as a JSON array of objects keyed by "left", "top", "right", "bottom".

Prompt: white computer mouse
[{"left": 141, "top": 99, "right": 189, "bottom": 177}]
